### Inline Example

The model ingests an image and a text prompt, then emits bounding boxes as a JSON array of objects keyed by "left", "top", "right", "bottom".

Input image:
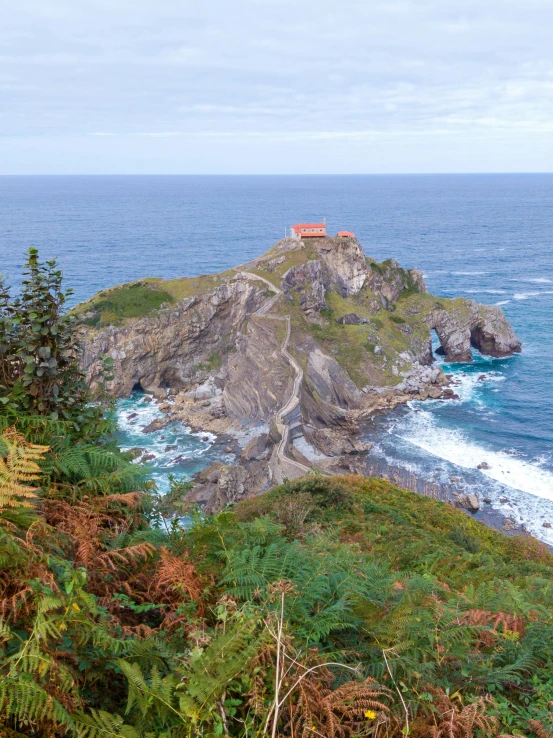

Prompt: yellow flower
[{"left": 364, "top": 709, "right": 377, "bottom": 720}]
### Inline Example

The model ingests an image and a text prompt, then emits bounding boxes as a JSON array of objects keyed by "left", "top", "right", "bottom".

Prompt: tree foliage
[{"left": 0, "top": 249, "right": 104, "bottom": 433}]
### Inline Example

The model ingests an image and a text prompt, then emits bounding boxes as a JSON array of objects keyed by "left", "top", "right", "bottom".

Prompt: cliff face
[
  {"left": 81, "top": 278, "right": 268, "bottom": 399},
  {"left": 77, "top": 236, "right": 521, "bottom": 502}
]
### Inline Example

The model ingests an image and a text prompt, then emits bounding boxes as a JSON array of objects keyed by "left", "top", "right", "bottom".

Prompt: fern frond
[
  {"left": 75, "top": 709, "right": 139, "bottom": 738},
  {"left": 0, "top": 428, "right": 48, "bottom": 524}
]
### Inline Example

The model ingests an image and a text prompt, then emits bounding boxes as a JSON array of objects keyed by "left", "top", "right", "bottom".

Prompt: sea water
[
  {"left": 1, "top": 175, "right": 551, "bottom": 535},
  {"left": 115, "top": 393, "right": 230, "bottom": 494}
]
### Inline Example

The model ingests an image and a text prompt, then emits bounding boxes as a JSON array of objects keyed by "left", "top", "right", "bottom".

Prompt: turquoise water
[
  {"left": 115, "top": 393, "right": 230, "bottom": 493},
  {"left": 1, "top": 175, "right": 551, "bottom": 535}
]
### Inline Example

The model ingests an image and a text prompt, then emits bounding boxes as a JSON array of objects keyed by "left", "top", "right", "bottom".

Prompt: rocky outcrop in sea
[{"left": 78, "top": 235, "right": 521, "bottom": 509}]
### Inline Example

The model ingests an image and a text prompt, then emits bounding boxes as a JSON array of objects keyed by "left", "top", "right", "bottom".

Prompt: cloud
[{"left": 1, "top": 0, "right": 553, "bottom": 172}]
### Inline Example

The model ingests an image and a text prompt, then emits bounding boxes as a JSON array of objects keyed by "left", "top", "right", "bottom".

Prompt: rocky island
[{"left": 77, "top": 235, "right": 521, "bottom": 509}]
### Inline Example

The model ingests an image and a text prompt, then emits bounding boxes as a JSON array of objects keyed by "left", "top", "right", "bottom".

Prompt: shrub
[{"left": 0, "top": 249, "right": 103, "bottom": 430}]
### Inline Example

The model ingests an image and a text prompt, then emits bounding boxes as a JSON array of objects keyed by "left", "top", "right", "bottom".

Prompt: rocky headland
[{"left": 77, "top": 236, "right": 521, "bottom": 510}]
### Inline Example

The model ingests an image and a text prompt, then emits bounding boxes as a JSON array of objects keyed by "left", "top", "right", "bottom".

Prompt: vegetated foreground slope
[
  {"left": 3, "top": 445, "right": 553, "bottom": 736},
  {"left": 2, "top": 249, "right": 546, "bottom": 738}
]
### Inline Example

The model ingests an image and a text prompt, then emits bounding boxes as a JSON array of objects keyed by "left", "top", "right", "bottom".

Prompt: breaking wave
[{"left": 398, "top": 410, "right": 553, "bottom": 501}]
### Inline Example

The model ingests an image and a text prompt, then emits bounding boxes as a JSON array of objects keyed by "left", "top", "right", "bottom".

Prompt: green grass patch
[
  {"left": 76, "top": 281, "right": 176, "bottom": 326},
  {"left": 198, "top": 353, "right": 223, "bottom": 371}
]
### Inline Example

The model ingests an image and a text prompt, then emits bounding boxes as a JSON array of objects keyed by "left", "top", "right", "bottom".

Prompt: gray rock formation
[
  {"left": 366, "top": 259, "right": 428, "bottom": 304},
  {"left": 315, "top": 238, "right": 368, "bottom": 294},
  {"left": 429, "top": 303, "right": 521, "bottom": 362},
  {"left": 83, "top": 275, "right": 267, "bottom": 397},
  {"left": 281, "top": 258, "right": 348, "bottom": 320},
  {"left": 396, "top": 363, "right": 446, "bottom": 393},
  {"left": 306, "top": 347, "right": 362, "bottom": 410}
]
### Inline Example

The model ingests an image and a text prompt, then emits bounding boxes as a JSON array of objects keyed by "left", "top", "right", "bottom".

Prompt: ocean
[{"left": 1, "top": 175, "right": 552, "bottom": 538}]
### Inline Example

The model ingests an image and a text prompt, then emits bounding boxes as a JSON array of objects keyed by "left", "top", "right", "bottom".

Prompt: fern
[
  {"left": 0, "top": 677, "right": 76, "bottom": 732},
  {"left": 0, "top": 428, "right": 48, "bottom": 531},
  {"left": 75, "top": 709, "right": 139, "bottom": 738}
]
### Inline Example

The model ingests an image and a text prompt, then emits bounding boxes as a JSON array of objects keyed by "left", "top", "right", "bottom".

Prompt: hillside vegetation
[{"left": 1, "top": 250, "right": 551, "bottom": 738}]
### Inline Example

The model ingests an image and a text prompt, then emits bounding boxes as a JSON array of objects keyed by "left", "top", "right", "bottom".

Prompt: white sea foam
[
  {"left": 415, "top": 369, "right": 504, "bottom": 408},
  {"left": 397, "top": 410, "right": 553, "bottom": 501},
  {"left": 514, "top": 292, "right": 540, "bottom": 300},
  {"left": 514, "top": 290, "right": 553, "bottom": 300},
  {"left": 115, "top": 394, "right": 219, "bottom": 492},
  {"left": 463, "top": 289, "right": 507, "bottom": 295},
  {"left": 495, "top": 300, "right": 510, "bottom": 306},
  {"left": 452, "top": 271, "right": 488, "bottom": 276},
  {"left": 510, "top": 277, "right": 552, "bottom": 284}
]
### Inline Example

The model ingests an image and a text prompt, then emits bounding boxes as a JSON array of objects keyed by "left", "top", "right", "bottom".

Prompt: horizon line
[{"left": 1, "top": 171, "right": 552, "bottom": 177}]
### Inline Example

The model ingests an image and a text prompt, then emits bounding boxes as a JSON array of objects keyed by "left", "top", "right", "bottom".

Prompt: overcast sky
[{"left": 1, "top": 0, "right": 553, "bottom": 174}]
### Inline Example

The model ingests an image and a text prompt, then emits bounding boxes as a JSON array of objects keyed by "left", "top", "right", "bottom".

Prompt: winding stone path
[{"left": 240, "top": 272, "right": 312, "bottom": 482}]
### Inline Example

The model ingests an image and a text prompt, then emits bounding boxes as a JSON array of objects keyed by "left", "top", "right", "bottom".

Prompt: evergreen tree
[{"left": 0, "top": 248, "right": 100, "bottom": 432}]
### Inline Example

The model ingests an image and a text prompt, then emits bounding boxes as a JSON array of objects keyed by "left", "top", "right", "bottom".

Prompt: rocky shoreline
[
  {"left": 133, "top": 387, "right": 542, "bottom": 546},
  {"left": 79, "top": 235, "right": 521, "bottom": 513}
]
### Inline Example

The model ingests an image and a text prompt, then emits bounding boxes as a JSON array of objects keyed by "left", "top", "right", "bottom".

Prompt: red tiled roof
[
  {"left": 291, "top": 223, "right": 326, "bottom": 230},
  {"left": 337, "top": 231, "right": 355, "bottom": 237}
]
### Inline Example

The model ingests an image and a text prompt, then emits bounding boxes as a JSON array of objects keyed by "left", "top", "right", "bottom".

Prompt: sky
[{"left": 1, "top": 0, "right": 553, "bottom": 174}]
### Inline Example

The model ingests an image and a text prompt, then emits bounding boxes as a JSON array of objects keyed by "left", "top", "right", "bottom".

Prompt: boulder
[
  {"left": 396, "top": 362, "right": 445, "bottom": 393},
  {"left": 128, "top": 447, "right": 146, "bottom": 458},
  {"left": 308, "top": 428, "right": 371, "bottom": 457},
  {"left": 264, "top": 255, "right": 286, "bottom": 272},
  {"left": 477, "top": 461, "right": 491, "bottom": 470},
  {"left": 240, "top": 433, "right": 269, "bottom": 461},
  {"left": 189, "top": 378, "right": 222, "bottom": 401},
  {"left": 336, "top": 312, "right": 363, "bottom": 325},
  {"left": 142, "top": 417, "right": 172, "bottom": 433},
  {"left": 456, "top": 494, "right": 480, "bottom": 512}
]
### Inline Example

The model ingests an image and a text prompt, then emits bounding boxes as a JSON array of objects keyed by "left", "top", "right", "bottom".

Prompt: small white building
[{"left": 290, "top": 222, "right": 327, "bottom": 239}]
